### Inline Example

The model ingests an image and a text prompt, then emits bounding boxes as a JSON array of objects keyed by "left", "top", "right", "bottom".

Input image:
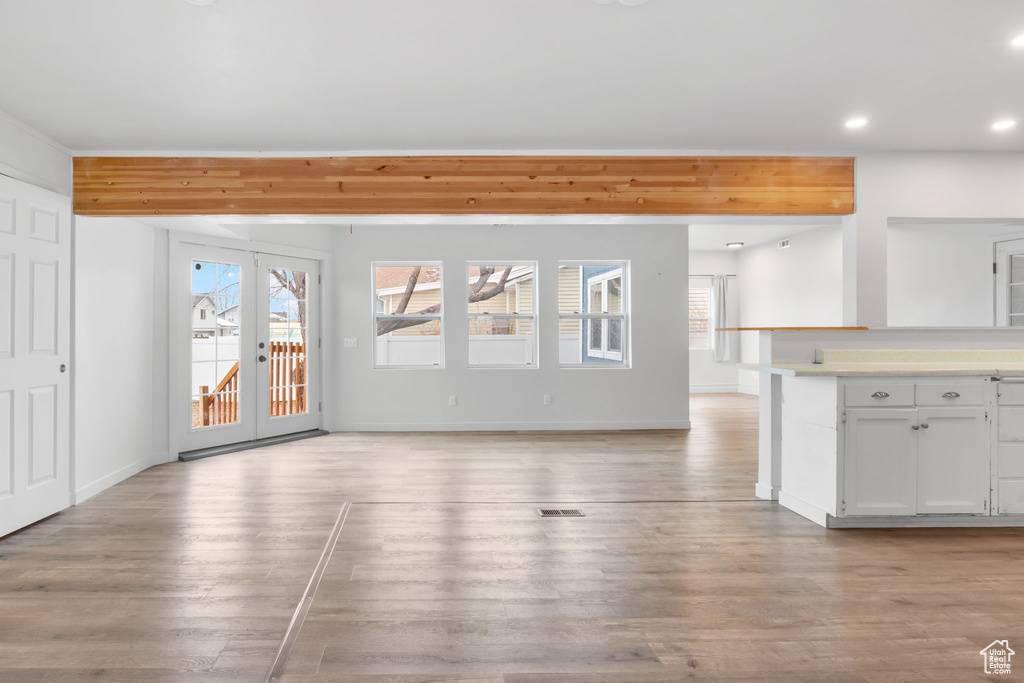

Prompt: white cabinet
[
  {"left": 841, "top": 380, "right": 990, "bottom": 517},
  {"left": 844, "top": 409, "right": 917, "bottom": 516},
  {"left": 917, "top": 408, "right": 988, "bottom": 514}
]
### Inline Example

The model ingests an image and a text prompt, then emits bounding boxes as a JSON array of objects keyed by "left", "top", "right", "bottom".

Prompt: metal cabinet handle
[
  {"left": 941, "top": 391, "right": 960, "bottom": 398},
  {"left": 912, "top": 424, "right": 920, "bottom": 430},
  {"left": 871, "top": 391, "right": 890, "bottom": 398},
  {"left": 921, "top": 423, "right": 929, "bottom": 429}
]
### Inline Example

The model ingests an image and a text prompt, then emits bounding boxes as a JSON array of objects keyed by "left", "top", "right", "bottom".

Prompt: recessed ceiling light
[
  {"left": 845, "top": 117, "right": 869, "bottom": 129},
  {"left": 992, "top": 119, "right": 1018, "bottom": 132},
  {"left": 1011, "top": 34, "right": 1024, "bottom": 48},
  {"left": 726, "top": 242, "right": 744, "bottom": 249}
]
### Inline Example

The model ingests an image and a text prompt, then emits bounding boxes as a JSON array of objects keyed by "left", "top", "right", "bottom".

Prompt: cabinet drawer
[
  {"left": 844, "top": 383, "right": 915, "bottom": 407},
  {"left": 915, "top": 383, "right": 987, "bottom": 406},
  {"left": 998, "top": 383, "right": 1024, "bottom": 406}
]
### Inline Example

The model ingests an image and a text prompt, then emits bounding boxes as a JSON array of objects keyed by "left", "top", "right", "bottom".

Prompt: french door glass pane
[
  {"left": 268, "top": 268, "right": 309, "bottom": 417},
  {"left": 1012, "top": 255, "right": 1024, "bottom": 284},
  {"left": 191, "top": 260, "right": 241, "bottom": 429},
  {"left": 1011, "top": 283, "right": 1024, "bottom": 316}
]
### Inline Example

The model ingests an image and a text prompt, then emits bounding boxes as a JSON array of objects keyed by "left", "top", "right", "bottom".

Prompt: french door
[
  {"left": 0, "top": 174, "right": 72, "bottom": 537},
  {"left": 996, "top": 238, "right": 1024, "bottom": 327},
  {"left": 177, "top": 244, "right": 320, "bottom": 454}
]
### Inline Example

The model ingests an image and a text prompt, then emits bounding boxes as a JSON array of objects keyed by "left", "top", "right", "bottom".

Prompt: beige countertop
[
  {"left": 740, "top": 349, "right": 1024, "bottom": 376},
  {"left": 739, "top": 362, "right": 1024, "bottom": 377}
]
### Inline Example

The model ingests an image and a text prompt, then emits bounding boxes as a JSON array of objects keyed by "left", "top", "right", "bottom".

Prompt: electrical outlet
[
  {"left": 778, "top": 238, "right": 791, "bottom": 249},
  {"left": 543, "top": 394, "right": 552, "bottom": 405},
  {"left": 343, "top": 338, "right": 358, "bottom": 348},
  {"left": 448, "top": 394, "right": 458, "bottom": 407}
]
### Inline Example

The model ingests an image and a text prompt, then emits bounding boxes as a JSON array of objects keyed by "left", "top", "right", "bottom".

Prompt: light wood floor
[{"left": 1, "top": 394, "right": 1021, "bottom": 681}]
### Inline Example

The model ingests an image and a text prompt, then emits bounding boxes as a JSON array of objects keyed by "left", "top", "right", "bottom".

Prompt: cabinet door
[
  {"left": 917, "top": 408, "right": 989, "bottom": 514},
  {"left": 844, "top": 409, "right": 919, "bottom": 516}
]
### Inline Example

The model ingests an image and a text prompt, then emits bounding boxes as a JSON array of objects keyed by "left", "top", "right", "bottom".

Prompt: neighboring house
[
  {"left": 193, "top": 296, "right": 240, "bottom": 338},
  {"left": 192, "top": 294, "right": 217, "bottom": 338}
]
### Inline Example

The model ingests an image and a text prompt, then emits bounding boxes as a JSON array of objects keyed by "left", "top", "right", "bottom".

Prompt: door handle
[
  {"left": 259, "top": 355, "right": 267, "bottom": 363},
  {"left": 912, "top": 424, "right": 920, "bottom": 430},
  {"left": 59, "top": 364, "right": 67, "bottom": 373},
  {"left": 941, "top": 391, "right": 960, "bottom": 398},
  {"left": 921, "top": 423, "right": 929, "bottom": 429},
  {"left": 871, "top": 391, "right": 890, "bottom": 398}
]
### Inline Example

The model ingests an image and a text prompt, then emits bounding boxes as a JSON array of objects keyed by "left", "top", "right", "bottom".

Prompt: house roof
[{"left": 192, "top": 294, "right": 214, "bottom": 308}]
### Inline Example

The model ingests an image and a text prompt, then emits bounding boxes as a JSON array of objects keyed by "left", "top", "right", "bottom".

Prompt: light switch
[{"left": 343, "top": 338, "right": 358, "bottom": 348}]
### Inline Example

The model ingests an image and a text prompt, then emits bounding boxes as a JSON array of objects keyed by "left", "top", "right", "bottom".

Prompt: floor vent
[{"left": 537, "top": 509, "right": 585, "bottom": 517}]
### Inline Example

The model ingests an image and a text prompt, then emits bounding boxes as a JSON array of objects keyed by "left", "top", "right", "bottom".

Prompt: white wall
[
  {"left": 0, "top": 112, "right": 72, "bottom": 195},
  {"left": 737, "top": 225, "right": 843, "bottom": 328},
  {"left": 330, "top": 223, "right": 689, "bottom": 430},
  {"left": 74, "top": 217, "right": 161, "bottom": 502},
  {"left": 849, "top": 152, "right": 1024, "bottom": 325},
  {"left": 734, "top": 225, "right": 843, "bottom": 392},
  {"left": 688, "top": 250, "right": 740, "bottom": 392},
  {"left": 887, "top": 223, "right": 1023, "bottom": 327}
]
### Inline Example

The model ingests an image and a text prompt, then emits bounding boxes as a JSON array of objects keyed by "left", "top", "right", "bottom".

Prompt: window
[
  {"left": 689, "top": 276, "right": 712, "bottom": 349},
  {"left": 200, "top": 308, "right": 207, "bottom": 320},
  {"left": 467, "top": 263, "right": 537, "bottom": 366},
  {"left": 373, "top": 264, "right": 443, "bottom": 367},
  {"left": 558, "top": 262, "right": 628, "bottom": 366}
]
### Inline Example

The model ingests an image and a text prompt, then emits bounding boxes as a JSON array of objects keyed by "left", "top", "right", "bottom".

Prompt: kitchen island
[{"left": 742, "top": 341, "right": 1024, "bottom": 528}]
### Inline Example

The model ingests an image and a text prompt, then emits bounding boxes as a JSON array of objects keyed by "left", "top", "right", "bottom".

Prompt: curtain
[{"left": 711, "top": 275, "right": 731, "bottom": 362}]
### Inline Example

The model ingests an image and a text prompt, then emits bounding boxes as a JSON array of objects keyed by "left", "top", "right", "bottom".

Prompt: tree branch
[
  {"left": 394, "top": 266, "right": 421, "bottom": 315},
  {"left": 468, "top": 265, "right": 514, "bottom": 304}
]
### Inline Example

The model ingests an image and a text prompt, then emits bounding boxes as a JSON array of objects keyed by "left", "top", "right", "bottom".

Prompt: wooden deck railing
[
  {"left": 198, "top": 342, "right": 307, "bottom": 426},
  {"left": 269, "top": 341, "right": 306, "bottom": 417},
  {"left": 199, "top": 361, "right": 239, "bottom": 426}
]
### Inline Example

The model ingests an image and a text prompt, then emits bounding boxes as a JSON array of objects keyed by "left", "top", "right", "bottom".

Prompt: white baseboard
[
  {"left": 337, "top": 420, "right": 691, "bottom": 432},
  {"left": 689, "top": 384, "right": 739, "bottom": 393},
  {"left": 754, "top": 482, "right": 778, "bottom": 501},
  {"left": 737, "top": 384, "right": 759, "bottom": 396},
  {"left": 778, "top": 491, "right": 830, "bottom": 527},
  {"left": 73, "top": 458, "right": 153, "bottom": 505}
]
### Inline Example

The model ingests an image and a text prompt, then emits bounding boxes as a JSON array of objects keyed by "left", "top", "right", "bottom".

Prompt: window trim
[
  {"left": 466, "top": 261, "right": 539, "bottom": 369},
  {"left": 688, "top": 277, "right": 712, "bottom": 350},
  {"left": 558, "top": 261, "right": 629, "bottom": 368},
  {"left": 372, "top": 261, "right": 445, "bottom": 370}
]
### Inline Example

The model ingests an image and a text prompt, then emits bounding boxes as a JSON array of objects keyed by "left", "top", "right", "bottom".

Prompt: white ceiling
[{"left": 5, "top": 0, "right": 1023, "bottom": 153}]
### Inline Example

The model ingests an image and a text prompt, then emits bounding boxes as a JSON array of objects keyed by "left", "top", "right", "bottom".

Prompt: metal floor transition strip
[{"left": 178, "top": 429, "right": 330, "bottom": 462}]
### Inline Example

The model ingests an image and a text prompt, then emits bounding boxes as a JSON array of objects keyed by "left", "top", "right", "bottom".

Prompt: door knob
[
  {"left": 912, "top": 425, "right": 920, "bottom": 430},
  {"left": 259, "top": 342, "right": 265, "bottom": 349},
  {"left": 921, "top": 423, "right": 929, "bottom": 429},
  {"left": 259, "top": 355, "right": 267, "bottom": 362},
  {"left": 59, "top": 364, "right": 67, "bottom": 373}
]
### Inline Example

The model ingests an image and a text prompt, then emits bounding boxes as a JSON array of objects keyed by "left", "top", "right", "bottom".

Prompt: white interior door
[
  {"left": 177, "top": 244, "right": 255, "bottom": 453},
  {"left": 995, "top": 238, "right": 1024, "bottom": 326},
  {"left": 255, "top": 254, "right": 320, "bottom": 439},
  {"left": 0, "top": 174, "right": 71, "bottom": 537}
]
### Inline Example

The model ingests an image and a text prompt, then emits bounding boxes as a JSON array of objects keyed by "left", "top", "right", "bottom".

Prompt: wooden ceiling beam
[{"left": 73, "top": 155, "right": 855, "bottom": 216}]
